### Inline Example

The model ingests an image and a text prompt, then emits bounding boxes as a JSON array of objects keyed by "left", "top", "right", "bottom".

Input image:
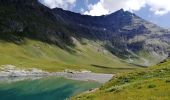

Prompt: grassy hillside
[
  {"left": 73, "top": 58, "right": 170, "bottom": 100},
  {"left": 0, "top": 39, "right": 138, "bottom": 73}
]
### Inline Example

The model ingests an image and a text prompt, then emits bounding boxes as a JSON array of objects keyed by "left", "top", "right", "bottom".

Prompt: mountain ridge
[
  {"left": 52, "top": 6, "right": 170, "bottom": 65},
  {"left": 0, "top": 0, "right": 170, "bottom": 69}
]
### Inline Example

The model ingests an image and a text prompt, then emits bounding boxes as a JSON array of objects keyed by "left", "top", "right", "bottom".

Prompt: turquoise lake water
[{"left": 0, "top": 76, "right": 101, "bottom": 100}]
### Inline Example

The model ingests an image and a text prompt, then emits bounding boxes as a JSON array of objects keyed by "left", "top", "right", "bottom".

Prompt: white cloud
[
  {"left": 84, "top": 0, "right": 170, "bottom": 16},
  {"left": 84, "top": 1, "right": 109, "bottom": 16},
  {"left": 146, "top": 0, "right": 170, "bottom": 15},
  {"left": 39, "top": 0, "right": 76, "bottom": 9}
]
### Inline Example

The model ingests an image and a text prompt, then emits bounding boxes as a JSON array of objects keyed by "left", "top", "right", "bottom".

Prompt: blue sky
[
  {"left": 135, "top": 6, "right": 170, "bottom": 28},
  {"left": 39, "top": 0, "right": 170, "bottom": 28}
]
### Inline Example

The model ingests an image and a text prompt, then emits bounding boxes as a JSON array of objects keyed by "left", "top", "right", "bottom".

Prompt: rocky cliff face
[
  {"left": 0, "top": 0, "right": 74, "bottom": 47},
  {"left": 0, "top": 0, "right": 170, "bottom": 66},
  {"left": 52, "top": 8, "right": 170, "bottom": 58}
]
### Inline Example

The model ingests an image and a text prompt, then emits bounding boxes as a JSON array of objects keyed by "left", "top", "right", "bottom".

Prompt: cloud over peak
[
  {"left": 84, "top": 0, "right": 170, "bottom": 16},
  {"left": 38, "top": 0, "right": 170, "bottom": 16},
  {"left": 39, "top": 0, "right": 76, "bottom": 9}
]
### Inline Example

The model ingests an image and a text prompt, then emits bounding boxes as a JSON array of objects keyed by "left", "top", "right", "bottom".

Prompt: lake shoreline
[{"left": 0, "top": 65, "right": 114, "bottom": 83}]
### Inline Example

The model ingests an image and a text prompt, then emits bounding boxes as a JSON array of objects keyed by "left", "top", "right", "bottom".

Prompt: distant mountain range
[{"left": 0, "top": 0, "right": 170, "bottom": 67}]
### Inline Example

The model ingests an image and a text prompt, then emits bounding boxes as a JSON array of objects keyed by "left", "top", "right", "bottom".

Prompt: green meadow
[
  {"left": 73, "top": 58, "right": 170, "bottom": 100},
  {"left": 0, "top": 39, "right": 138, "bottom": 73}
]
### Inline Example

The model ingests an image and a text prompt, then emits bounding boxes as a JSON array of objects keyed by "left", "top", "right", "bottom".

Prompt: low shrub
[{"left": 148, "top": 84, "right": 156, "bottom": 88}]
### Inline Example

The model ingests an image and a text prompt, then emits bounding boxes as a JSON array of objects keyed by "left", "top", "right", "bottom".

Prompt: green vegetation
[
  {"left": 0, "top": 39, "right": 138, "bottom": 73},
  {"left": 73, "top": 58, "right": 170, "bottom": 100},
  {"left": 128, "top": 50, "right": 166, "bottom": 66}
]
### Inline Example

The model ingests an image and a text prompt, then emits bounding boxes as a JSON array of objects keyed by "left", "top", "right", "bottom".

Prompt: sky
[{"left": 38, "top": 0, "right": 170, "bottom": 28}]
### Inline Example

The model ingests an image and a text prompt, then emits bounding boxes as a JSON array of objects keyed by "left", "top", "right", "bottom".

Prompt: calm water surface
[{"left": 0, "top": 76, "right": 101, "bottom": 100}]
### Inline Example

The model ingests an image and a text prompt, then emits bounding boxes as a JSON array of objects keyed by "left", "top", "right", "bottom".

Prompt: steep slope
[
  {"left": 0, "top": 0, "right": 138, "bottom": 73},
  {"left": 73, "top": 58, "right": 170, "bottom": 100},
  {"left": 52, "top": 8, "right": 170, "bottom": 66},
  {"left": 0, "top": 0, "right": 170, "bottom": 73},
  {"left": 0, "top": 0, "right": 75, "bottom": 48}
]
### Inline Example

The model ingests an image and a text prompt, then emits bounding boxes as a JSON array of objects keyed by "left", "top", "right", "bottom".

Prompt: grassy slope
[
  {"left": 0, "top": 39, "right": 138, "bottom": 73},
  {"left": 128, "top": 50, "right": 167, "bottom": 66},
  {"left": 73, "top": 59, "right": 170, "bottom": 100}
]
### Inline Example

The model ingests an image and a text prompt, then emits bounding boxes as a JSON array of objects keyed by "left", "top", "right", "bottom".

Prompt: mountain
[
  {"left": 0, "top": 0, "right": 170, "bottom": 72},
  {"left": 52, "top": 8, "right": 170, "bottom": 66},
  {"left": 0, "top": 0, "right": 74, "bottom": 47}
]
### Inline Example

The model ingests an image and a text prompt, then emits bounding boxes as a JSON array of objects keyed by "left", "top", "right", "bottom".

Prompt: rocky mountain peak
[
  {"left": 108, "top": 8, "right": 135, "bottom": 18},
  {"left": 114, "top": 8, "right": 125, "bottom": 14}
]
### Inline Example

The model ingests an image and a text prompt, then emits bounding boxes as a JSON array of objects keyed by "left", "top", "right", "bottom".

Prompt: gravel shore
[{"left": 0, "top": 65, "right": 113, "bottom": 83}]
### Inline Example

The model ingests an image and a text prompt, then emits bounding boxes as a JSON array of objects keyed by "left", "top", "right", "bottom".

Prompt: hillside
[
  {"left": 73, "top": 58, "right": 170, "bottom": 100},
  {"left": 52, "top": 8, "right": 170, "bottom": 66},
  {"left": 0, "top": 0, "right": 137, "bottom": 73},
  {"left": 0, "top": 0, "right": 170, "bottom": 72},
  {"left": 0, "top": 39, "right": 138, "bottom": 73}
]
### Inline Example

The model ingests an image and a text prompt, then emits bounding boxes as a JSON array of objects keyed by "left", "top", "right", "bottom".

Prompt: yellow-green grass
[
  {"left": 73, "top": 58, "right": 170, "bottom": 100},
  {"left": 0, "top": 39, "right": 138, "bottom": 73}
]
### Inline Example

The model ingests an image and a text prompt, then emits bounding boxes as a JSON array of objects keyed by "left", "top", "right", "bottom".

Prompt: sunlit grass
[
  {"left": 0, "top": 39, "right": 137, "bottom": 73},
  {"left": 73, "top": 58, "right": 170, "bottom": 100}
]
